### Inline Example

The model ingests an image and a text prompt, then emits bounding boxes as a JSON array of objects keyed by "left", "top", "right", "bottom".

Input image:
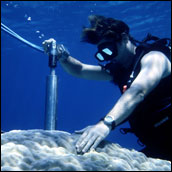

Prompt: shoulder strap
[
  {"left": 127, "top": 49, "right": 145, "bottom": 88},
  {"left": 127, "top": 34, "right": 171, "bottom": 88}
]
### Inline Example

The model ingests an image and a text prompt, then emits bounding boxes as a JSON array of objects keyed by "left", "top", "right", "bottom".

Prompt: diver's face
[
  {"left": 95, "top": 32, "right": 133, "bottom": 63},
  {"left": 96, "top": 35, "right": 136, "bottom": 69}
]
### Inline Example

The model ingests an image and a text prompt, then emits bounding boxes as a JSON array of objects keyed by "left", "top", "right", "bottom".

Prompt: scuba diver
[{"left": 42, "top": 15, "right": 171, "bottom": 160}]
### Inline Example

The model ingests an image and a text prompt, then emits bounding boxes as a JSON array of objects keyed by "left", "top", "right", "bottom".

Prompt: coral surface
[{"left": 1, "top": 130, "right": 171, "bottom": 171}]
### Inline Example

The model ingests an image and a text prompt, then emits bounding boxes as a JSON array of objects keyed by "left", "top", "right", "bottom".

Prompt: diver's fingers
[
  {"left": 90, "top": 136, "right": 102, "bottom": 151},
  {"left": 43, "top": 38, "right": 55, "bottom": 44},
  {"left": 42, "top": 42, "right": 52, "bottom": 54},
  {"left": 82, "top": 134, "right": 98, "bottom": 153},
  {"left": 77, "top": 134, "right": 91, "bottom": 152},
  {"left": 76, "top": 131, "right": 93, "bottom": 153},
  {"left": 75, "top": 128, "right": 91, "bottom": 146},
  {"left": 75, "top": 126, "right": 91, "bottom": 134},
  {"left": 47, "top": 38, "right": 56, "bottom": 42},
  {"left": 42, "top": 41, "right": 49, "bottom": 52},
  {"left": 42, "top": 38, "right": 55, "bottom": 51}
]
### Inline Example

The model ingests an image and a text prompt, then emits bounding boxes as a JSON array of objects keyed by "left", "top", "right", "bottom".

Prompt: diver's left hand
[{"left": 75, "top": 121, "right": 111, "bottom": 154}]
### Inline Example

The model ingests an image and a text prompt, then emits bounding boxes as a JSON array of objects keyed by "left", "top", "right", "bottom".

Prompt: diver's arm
[
  {"left": 59, "top": 56, "right": 113, "bottom": 81},
  {"left": 75, "top": 51, "right": 171, "bottom": 153},
  {"left": 42, "top": 39, "right": 113, "bottom": 81},
  {"left": 106, "top": 51, "right": 171, "bottom": 126}
]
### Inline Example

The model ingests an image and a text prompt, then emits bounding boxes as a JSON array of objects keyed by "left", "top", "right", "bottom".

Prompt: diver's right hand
[
  {"left": 42, "top": 38, "right": 70, "bottom": 60},
  {"left": 42, "top": 38, "right": 56, "bottom": 55}
]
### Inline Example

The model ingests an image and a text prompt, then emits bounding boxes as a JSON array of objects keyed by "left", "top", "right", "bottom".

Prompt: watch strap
[{"left": 99, "top": 117, "right": 116, "bottom": 130}]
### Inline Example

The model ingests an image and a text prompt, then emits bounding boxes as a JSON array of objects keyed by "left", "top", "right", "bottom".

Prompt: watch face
[{"left": 104, "top": 116, "right": 114, "bottom": 124}]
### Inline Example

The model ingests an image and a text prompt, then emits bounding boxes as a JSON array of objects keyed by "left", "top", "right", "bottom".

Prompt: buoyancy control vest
[{"left": 102, "top": 34, "right": 171, "bottom": 147}]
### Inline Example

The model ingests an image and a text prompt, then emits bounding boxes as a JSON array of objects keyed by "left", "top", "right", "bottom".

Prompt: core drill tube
[{"left": 45, "top": 69, "right": 58, "bottom": 130}]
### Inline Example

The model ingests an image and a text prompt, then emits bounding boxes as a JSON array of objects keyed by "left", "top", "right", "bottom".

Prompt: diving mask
[{"left": 95, "top": 42, "right": 118, "bottom": 62}]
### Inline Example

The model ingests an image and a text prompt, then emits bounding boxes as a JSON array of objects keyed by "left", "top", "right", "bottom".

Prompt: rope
[{"left": 1, "top": 22, "right": 44, "bottom": 53}]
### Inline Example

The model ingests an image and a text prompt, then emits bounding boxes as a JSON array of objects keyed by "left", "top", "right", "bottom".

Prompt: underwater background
[{"left": 1, "top": 1, "right": 171, "bottom": 151}]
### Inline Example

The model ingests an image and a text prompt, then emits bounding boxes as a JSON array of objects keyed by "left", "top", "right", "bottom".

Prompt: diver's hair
[{"left": 81, "top": 15, "right": 131, "bottom": 44}]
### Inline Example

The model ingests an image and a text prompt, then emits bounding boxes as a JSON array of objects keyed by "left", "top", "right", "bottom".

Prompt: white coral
[{"left": 1, "top": 130, "right": 171, "bottom": 171}]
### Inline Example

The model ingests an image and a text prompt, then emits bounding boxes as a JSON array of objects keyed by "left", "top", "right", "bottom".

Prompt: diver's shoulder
[
  {"left": 141, "top": 50, "right": 170, "bottom": 64},
  {"left": 141, "top": 50, "right": 171, "bottom": 78}
]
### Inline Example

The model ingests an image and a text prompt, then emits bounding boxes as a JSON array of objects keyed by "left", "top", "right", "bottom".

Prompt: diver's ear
[{"left": 121, "top": 33, "right": 129, "bottom": 43}]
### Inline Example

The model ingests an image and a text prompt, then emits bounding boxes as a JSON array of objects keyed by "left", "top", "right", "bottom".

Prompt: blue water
[{"left": 1, "top": 1, "right": 171, "bottom": 151}]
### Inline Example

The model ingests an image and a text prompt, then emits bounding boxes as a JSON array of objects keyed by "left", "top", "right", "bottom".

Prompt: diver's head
[{"left": 81, "top": 15, "right": 135, "bottom": 62}]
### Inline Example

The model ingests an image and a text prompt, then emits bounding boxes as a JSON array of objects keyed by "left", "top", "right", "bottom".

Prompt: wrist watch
[{"left": 102, "top": 115, "right": 116, "bottom": 130}]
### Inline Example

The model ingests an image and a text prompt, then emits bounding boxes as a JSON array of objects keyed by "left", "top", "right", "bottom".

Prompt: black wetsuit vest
[{"left": 102, "top": 40, "right": 171, "bottom": 150}]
